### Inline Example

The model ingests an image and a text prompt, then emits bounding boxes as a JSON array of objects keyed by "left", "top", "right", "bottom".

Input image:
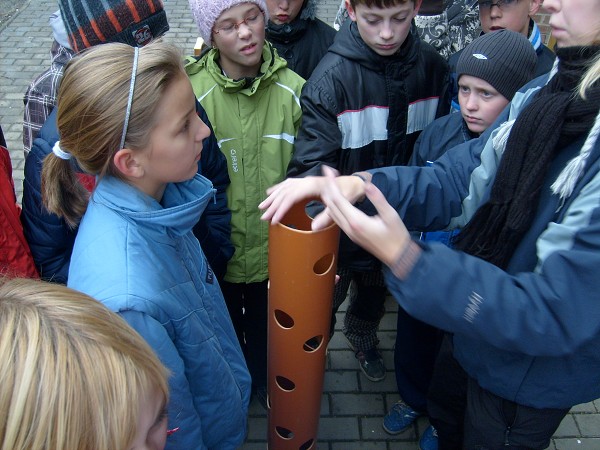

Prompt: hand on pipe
[
  {"left": 318, "top": 166, "right": 411, "bottom": 268},
  {"left": 259, "top": 167, "right": 366, "bottom": 227}
]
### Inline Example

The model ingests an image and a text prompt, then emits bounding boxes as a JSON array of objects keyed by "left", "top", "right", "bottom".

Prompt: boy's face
[
  {"left": 458, "top": 75, "right": 510, "bottom": 134},
  {"left": 267, "top": 0, "right": 304, "bottom": 25},
  {"left": 478, "top": 0, "right": 541, "bottom": 36},
  {"left": 212, "top": 3, "right": 266, "bottom": 79},
  {"left": 346, "top": 0, "right": 422, "bottom": 56}
]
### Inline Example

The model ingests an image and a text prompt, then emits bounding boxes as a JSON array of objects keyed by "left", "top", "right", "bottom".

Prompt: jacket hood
[
  {"left": 328, "top": 19, "right": 420, "bottom": 71},
  {"left": 50, "top": 10, "right": 70, "bottom": 49},
  {"left": 300, "top": 0, "right": 317, "bottom": 20},
  {"left": 92, "top": 174, "right": 215, "bottom": 237},
  {"left": 265, "top": 0, "right": 318, "bottom": 41}
]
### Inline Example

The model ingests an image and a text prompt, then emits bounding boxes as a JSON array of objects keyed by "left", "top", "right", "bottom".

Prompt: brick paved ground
[{"left": 1, "top": 1, "right": 599, "bottom": 448}]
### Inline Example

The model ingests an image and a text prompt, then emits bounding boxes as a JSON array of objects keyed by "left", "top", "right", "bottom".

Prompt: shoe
[
  {"left": 419, "top": 425, "right": 438, "bottom": 450},
  {"left": 354, "top": 347, "right": 386, "bottom": 382},
  {"left": 382, "top": 400, "right": 420, "bottom": 434}
]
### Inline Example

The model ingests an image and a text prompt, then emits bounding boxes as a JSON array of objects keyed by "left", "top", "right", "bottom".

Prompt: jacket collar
[
  {"left": 329, "top": 19, "right": 420, "bottom": 71},
  {"left": 91, "top": 174, "right": 214, "bottom": 237},
  {"left": 202, "top": 42, "right": 285, "bottom": 94}
]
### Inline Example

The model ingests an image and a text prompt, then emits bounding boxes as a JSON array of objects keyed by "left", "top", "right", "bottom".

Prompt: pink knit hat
[{"left": 188, "top": 0, "right": 268, "bottom": 47}]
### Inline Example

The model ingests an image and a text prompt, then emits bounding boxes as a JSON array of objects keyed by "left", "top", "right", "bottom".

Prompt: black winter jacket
[
  {"left": 265, "top": 0, "right": 336, "bottom": 80},
  {"left": 287, "top": 20, "right": 450, "bottom": 270}
]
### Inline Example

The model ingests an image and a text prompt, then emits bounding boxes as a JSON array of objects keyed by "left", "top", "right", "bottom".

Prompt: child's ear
[
  {"left": 346, "top": 0, "right": 357, "bottom": 21},
  {"left": 113, "top": 148, "right": 145, "bottom": 179},
  {"left": 528, "top": 0, "right": 542, "bottom": 16},
  {"left": 413, "top": 0, "right": 423, "bottom": 14}
]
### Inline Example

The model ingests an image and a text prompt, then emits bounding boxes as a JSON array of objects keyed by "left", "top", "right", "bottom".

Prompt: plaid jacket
[{"left": 22, "top": 40, "right": 73, "bottom": 155}]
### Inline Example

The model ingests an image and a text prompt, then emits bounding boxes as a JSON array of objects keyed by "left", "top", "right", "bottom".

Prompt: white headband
[{"left": 119, "top": 46, "right": 140, "bottom": 150}]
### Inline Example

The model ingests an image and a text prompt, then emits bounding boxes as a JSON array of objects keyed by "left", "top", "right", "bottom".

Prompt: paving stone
[
  {"left": 571, "top": 402, "right": 598, "bottom": 413},
  {"left": 573, "top": 414, "right": 600, "bottom": 437},
  {"left": 554, "top": 414, "right": 581, "bottom": 438},
  {"left": 246, "top": 416, "right": 268, "bottom": 441},
  {"left": 323, "top": 370, "right": 359, "bottom": 392},
  {"left": 328, "top": 348, "right": 359, "bottom": 370},
  {"left": 359, "top": 372, "right": 399, "bottom": 393},
  {"left": 331, "top": 393, "right": 385, "bottom": 415},
  {"left": 554, "top": 438, "right": 600, "bottom": 450},
  {"left": 318, "top": 416, "right": 360, "bottom": 440}
]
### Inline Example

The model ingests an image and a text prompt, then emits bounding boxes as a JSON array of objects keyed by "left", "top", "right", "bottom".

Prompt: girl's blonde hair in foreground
[
  {"left": 42, "top": 40, "right": 185, "bottom": 227},
  {"left": 0, "top": 278, "right": 169, "bottom": 450}
]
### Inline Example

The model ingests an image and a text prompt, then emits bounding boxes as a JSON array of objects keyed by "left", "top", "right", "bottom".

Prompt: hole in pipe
[
  {"left": 313, "top": 253, "right": 334, "bottom": 275},
  {"left": 300, "top": 438, "right": 315, "bottom": 450},
  {"left": 275, "top": 426, "right": 294, "bottom": 440},
  {"left": 303, "top": 335, "right": 323, "bottom": 352},
  {"left": 275, "top": 375, "right": 296, "bottom": 391},
  {"left": 274, "top": 309, "right": 294, "bottom": 329}
]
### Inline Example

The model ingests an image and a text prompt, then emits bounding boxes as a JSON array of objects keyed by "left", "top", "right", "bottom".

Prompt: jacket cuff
[{"left": 388, "top": 239, "right": 422, "bottom": 280}]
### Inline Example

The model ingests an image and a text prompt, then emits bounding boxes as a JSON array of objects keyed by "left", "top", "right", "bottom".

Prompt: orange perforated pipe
[{"left": 267, "top": 200, "right": 340, "bottom": 450}]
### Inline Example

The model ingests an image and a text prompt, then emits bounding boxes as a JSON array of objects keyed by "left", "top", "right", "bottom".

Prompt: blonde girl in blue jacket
[
  {"left": 42, "top": 41, "right": 251, "bottom": 450},
  {"left": 0, "top": 278, "right": 169, "bottom": 450}
]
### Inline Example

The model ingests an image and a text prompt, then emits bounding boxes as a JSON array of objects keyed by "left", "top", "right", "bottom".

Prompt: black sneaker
[{"left": 355, "top": 347, "right": 386, "bottom": 382}]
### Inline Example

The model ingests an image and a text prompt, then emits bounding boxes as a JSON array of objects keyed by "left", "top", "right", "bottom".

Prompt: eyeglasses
[
  {"left": 478, "top": 0, "right": 520, "bottom": 10},
  {"left": 213, "top": 11, "right": 265, "bottom": 36}
]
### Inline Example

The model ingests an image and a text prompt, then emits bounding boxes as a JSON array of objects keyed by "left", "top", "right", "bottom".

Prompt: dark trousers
[
  {"left": 220, "top": 280, "right": 268, "bottom": 389},
  {"left": 427, "top": 335, "right": 569, "bottom": 450},
  {"left": 330, "top": 267, "right": 386, "bottom": 352},
  {"left": 394, "top": 305, "right": 443, "bottom": 413}
]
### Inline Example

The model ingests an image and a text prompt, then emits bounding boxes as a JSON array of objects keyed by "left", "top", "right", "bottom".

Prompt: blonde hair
[
  {"left": 580, "top": 52, "right": 600, "bottom": 98},
  {"left": 0, "top": 278, "right": 169, "bottom": 450},
  {"left": 42, "top": 40, "right": 186, "bottom": 227}
]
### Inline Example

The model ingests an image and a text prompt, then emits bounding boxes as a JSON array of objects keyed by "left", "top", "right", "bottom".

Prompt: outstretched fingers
[
  {"left": 318, "top": 166, "right": 365, "bottom": 237},
  {"left": 259, "top": 177, "right": 320, "bottom": 224}
]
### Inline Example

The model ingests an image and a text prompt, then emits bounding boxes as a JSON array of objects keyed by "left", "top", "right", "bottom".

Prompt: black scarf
[{"left": 453, "top": 46, "right": 600, "bottom": 269}]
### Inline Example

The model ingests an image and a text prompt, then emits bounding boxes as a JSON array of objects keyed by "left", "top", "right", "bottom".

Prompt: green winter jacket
[{"left": 185, "top": 43, "right": 304, "bottom": 283}]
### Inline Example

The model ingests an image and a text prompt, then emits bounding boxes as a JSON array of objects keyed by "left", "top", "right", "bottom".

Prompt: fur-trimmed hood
[{"left": 300, "top": 0, "right": 318, "bottom": 20}]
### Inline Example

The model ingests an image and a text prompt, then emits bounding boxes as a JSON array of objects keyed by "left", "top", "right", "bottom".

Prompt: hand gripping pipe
[{"left": 267, "top": 200, "right": 340, "bottom": 450}]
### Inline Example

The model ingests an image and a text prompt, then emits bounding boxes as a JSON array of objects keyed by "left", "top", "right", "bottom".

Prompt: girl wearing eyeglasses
[{"left": 186, "top": 0, "right": 305, "bottom": 409}]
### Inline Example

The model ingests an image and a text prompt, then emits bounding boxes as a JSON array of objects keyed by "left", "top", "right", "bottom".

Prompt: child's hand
[
  {"left": 319, "top": 166, "right": 410, "bottom": 268},
  {"left": 259, "top": 176, "right": 326, "bottom": 224},
  {"left": 259, "top": 167, "right": 367, "bottom": 227}
]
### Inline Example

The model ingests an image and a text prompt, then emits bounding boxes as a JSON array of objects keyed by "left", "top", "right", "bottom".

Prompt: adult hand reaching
[
  {"left": 259, "top": 167, "right": 366, "bottom": 226},
  {"left": 319, "top": 166, "right": 411, "bottom": 269}
]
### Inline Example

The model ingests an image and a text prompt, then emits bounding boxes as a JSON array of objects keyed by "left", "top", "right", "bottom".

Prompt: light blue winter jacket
[{"left": 68, "top": 174, "right": 251, "bottom": 450}]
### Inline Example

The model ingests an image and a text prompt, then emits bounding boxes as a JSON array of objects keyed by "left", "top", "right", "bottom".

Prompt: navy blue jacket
[
  {"left": 373, "top": 75, "right": 600, "bottom": 409},
  {"left": 21, "top": 102, "right": 233, "bottom": 283}
]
